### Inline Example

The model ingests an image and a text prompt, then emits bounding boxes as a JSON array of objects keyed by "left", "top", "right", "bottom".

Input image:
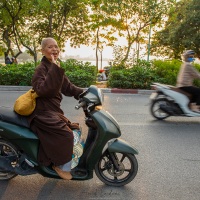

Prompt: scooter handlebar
[{"left": 75, "top": 101, "right": 86, "bottom": 110}]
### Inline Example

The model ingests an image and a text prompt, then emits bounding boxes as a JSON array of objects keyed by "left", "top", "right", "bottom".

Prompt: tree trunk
[
  {"left": 95, "top": 27, "right": 100, "bottom": 70},
  {"left": 34, "top": 53, "right": 37, "bottom": 66},
  {"left": 122, "top": 42, "right": 133, "bottom": 63}
]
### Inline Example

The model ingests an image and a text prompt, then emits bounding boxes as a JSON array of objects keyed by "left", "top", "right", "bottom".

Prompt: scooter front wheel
[
  {"left": 95, "top": 151, "right": 138, "bottom": 187},
  {"left": 150, "top": 98, "right": 170, "bottom": 120}
]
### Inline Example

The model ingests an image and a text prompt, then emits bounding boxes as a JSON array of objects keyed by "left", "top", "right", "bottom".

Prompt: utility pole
[{"left": 147, "top": 18, "right": 152, "bottom": 62}]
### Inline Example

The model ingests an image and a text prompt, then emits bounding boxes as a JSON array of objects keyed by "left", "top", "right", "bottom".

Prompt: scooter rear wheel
[
  {"left": 95, "top": 151, "right": 138, "bottom": 187},
  {"left": 150, "top": 98, "right": 170, "bottom": 120},
  {"left": 0, "top": 139, "right": 18, "bottom": 180}
]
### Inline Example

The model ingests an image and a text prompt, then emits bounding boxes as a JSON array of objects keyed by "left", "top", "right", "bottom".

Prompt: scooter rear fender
[
  {"left": 0, "top": 121, "right": 39, "bottom": 164},
  {"left": 107, "top": 138, "right": 138, "bottom": 155}
]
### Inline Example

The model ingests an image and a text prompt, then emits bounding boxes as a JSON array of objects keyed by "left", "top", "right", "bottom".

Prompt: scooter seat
[
  {"left": 0, "top": 107, "right": 29, "bottom": 128},
  {"left": 168, "top": 86, "right": 192, "bottom": 100}
]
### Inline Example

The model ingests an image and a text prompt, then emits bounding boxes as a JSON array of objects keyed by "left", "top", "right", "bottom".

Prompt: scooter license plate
[{"left": 150, "top": 92, "right": 158, "bottom": 99}]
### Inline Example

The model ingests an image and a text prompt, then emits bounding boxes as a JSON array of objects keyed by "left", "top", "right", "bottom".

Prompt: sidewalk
[{"left": 0, "top": 85, "right": 153, "bottom": 95}]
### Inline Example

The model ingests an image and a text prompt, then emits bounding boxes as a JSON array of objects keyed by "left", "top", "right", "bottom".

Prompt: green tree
[
  {"left": 152, "top": 0, "right": 200, "bottom": 58},
  {"left": 17, "top": 0, "right": 91, "bottom": 64},
  {"left": 32, "top": 0, "right": 90, "bottom": 47},
  {"left": 0, "top": 0, "right": 31, "bottom": 60},
  {"left": 88, "top": 0, "right": 117, "bottom": 69},
  {"left": 0, "top": 0, "right": 91, "bottom": 64},
  {"left": 98, "top": 0, "right": 175, "bottom": 65}
]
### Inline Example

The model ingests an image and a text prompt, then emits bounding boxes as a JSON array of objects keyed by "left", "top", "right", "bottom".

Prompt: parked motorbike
[
  {"left": 97, "top": 69, "right": 107, "bottom": 81},
  {"left": 149, "top": 82, "right": 200, "bottom": 120},
  {"left": 0, "top": 85, "right": 138, "bottom": 187}
]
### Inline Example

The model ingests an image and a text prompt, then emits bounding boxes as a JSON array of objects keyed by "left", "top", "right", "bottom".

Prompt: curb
[
  {"left": 101, "top": 88, "right": 152, "bottom": 95},
  {"left": 0, "top": 85, "right": 153, "bottom": 95},
  {"left": 0, "top": 86, "right": 32, "bottom": 91}
]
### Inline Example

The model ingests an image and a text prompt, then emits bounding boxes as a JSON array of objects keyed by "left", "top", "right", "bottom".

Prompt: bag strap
[{"left": 30, "top": 89, "right": 39, "bottom": 98}]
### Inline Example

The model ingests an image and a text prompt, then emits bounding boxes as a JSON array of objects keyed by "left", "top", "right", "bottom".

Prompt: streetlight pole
[{"left": 147, "top": 18, "right": 152, "bottom": 62}]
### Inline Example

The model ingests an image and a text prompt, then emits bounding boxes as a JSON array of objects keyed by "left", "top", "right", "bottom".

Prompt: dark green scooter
[{"left": 0, "top": 85, "right": 138, "bottom": 186}]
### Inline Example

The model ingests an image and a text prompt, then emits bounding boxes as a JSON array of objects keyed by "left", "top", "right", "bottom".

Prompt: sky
[
  {"left": 63, "top": 43, "right": 113, "bottom": 60},
  {"left": 61, "top": 37, "right": 128, "bottom": 60}
]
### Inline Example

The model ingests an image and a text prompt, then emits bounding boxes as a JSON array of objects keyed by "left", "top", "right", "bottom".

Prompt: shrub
[
  {"left": 0, "top": 59, "right": 97, "bottom": 87},
  {"left": 193, "top": 63, "right": 200, "bottom": 87},
  {"left": 2, "top": 58, "right": 200, "bottom": 89},
  {"left": 0, "top": 62, "right": 35, "bottom": 86},
  {"left": 66, "top": 69, "right": 96, "bottom": 88},
  {"left": 108, "top": 59, "right": 200, "bottom": 89},
  {"left": 61, "top": 59, "right": 97, "bottom": 87},
  {"left": 151, "top": 59, "right": 181, "bottom": 85},
  {"left": 108, "top": 59, "right": 160, "bottom": 89}
]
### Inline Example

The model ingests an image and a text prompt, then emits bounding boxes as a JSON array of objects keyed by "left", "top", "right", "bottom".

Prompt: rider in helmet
[
  {"left": 176, "top": 50, "right": 200, "bottom": 112},
  {"left": 181, "top": 50, "right": 196, "bottom": 62}
]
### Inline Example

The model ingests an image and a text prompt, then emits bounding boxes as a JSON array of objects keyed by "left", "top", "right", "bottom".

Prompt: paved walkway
[{"left": 0, "top": 85, "right": 153, "bottom": 95}]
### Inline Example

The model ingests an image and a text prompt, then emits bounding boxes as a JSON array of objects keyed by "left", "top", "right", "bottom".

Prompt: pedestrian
[
  {"left": 98, "top": 69, "right": 107, "bottom": 81},
  {"left": 28, "top": 37, "right": 84, "bottom": 180},
  {"left": 11, "top": 57, "right": 18, "bottom": 64},
  {"left": 5, "top": 56, "right": 12, "bottom": 64}
]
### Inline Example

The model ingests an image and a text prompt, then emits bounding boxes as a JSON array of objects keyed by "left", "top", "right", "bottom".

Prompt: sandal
[{"left": 53, "top": 166, "right": 72, "bottom": 180}]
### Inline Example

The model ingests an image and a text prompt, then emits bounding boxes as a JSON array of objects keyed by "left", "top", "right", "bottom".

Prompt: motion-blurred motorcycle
[{"left": 149, "top": 82, "right": 200, "bottom": 120}]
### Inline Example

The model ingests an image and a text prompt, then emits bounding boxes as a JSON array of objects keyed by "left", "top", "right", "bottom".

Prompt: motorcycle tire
[
  {"left": 0, "top": 139, "right": 18, "bottom": 180},
  {"left": 150, "top": 98, "right": 170, "bottom": 120},
  {"left": 95, "top": 151, "right": 138, "bottom": 187}
]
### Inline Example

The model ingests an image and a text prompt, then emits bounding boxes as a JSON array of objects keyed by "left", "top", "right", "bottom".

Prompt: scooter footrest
[
  {"left": 14, "top": 166, "right": 38, "bottom": 176},
  {"left": 71, "top": 167, "right": 88, "bottom": 179}
]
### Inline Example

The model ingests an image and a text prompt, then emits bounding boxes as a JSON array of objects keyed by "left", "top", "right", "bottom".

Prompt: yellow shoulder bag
[{"left": 14, "top": 89, "right": 39, "bottom": 116}]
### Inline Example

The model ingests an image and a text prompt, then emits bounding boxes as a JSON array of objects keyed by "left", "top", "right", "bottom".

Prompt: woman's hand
[{"left": 51, "top": 54, "right": 60, "bottom": 67}]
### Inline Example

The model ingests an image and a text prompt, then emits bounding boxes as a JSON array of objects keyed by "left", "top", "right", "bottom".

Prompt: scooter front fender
[{"left": 107, "top": 138, "right": 138, "bottom": 155}]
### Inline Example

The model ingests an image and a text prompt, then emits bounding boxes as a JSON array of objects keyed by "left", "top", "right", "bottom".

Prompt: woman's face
[{"left": 41, "top": 39, "right": 60, "bottom": 62}]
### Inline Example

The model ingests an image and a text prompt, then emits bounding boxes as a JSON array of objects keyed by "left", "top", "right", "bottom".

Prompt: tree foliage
[
  {"left": 98, "top": 0, "right": 175, "bottom": 65},
  {"left": 88, "top": 0, "right": 117, "bottom": 69},
  {"left": 0, "top": 0, "right": 32, "bottom": 59},
  {"left": 2, "top": 0, "right": 200, "bottom": 89},
  {"left": 152, "top": 0, "right": 200, "bottom": 59},
  {"left": 0, "top": 0, "right": 90, "bottom": 64}
]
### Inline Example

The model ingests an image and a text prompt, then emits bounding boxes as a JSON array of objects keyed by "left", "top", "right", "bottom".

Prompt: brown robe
[{"left": 28, "top": 56, "right": 83, "bottom": 166}]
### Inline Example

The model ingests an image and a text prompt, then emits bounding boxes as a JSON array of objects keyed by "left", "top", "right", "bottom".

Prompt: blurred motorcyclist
[{"left": 176, "top": 50, "right": 200, "bottom": 112}]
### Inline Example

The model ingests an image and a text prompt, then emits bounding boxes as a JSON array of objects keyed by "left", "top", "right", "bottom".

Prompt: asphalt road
[{"left": 0, "top": 91, "right": 200, "bottom": 200}]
